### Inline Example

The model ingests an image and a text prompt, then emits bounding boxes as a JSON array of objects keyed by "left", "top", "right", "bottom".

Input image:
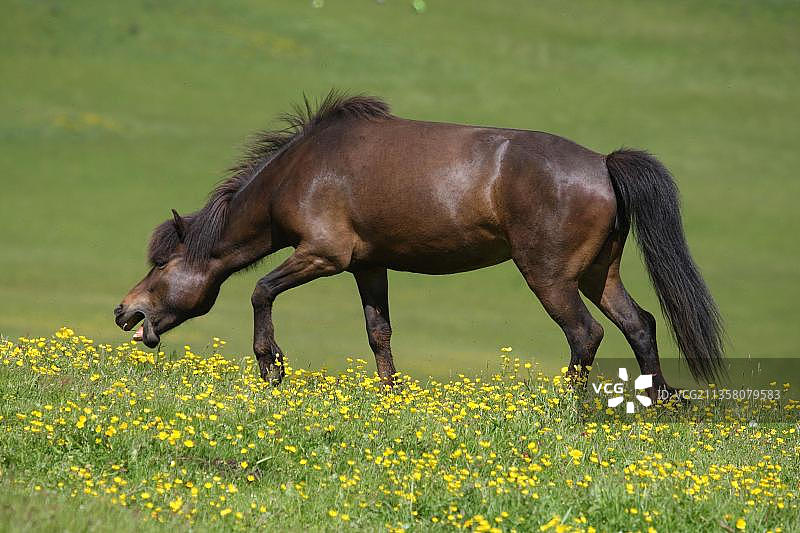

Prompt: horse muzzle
[{"left": 114, "top": 306, "right": 161, "bottom": 348}]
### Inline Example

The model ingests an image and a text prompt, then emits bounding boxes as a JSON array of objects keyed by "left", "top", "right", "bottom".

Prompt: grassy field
[
  {"left": 1, "top": 0, "right": 799, "bottom": 379},
  {"left": 1, "top": 330, "right": 798, "bottom": 532},
  {"left": 1, "top": 3, "right": 800, "bottom": 529}
]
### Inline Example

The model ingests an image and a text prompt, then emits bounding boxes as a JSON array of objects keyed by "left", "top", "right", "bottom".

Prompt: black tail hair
[{"left": 606, "top": 149, "right": 724, "bottom": 383}]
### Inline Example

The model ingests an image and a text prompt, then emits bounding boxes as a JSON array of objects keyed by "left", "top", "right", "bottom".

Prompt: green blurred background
[{"left": 1, "top": 0, "right": 798, "bottom": 378}]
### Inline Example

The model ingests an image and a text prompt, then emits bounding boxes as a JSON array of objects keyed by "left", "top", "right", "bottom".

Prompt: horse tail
[{"left": 606, "top": 148, "right": 724, "bottom": 383}]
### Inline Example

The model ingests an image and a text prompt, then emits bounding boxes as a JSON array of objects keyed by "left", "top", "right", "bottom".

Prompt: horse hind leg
[
  {"left": 579, "top": 241, "right": 678, "bottom": 400},
  {"left": 513, "top": 252, "right": 605, "bottom": 381},
  {"left": 535, "top": 282, "right": 604, "bottom": 382}
]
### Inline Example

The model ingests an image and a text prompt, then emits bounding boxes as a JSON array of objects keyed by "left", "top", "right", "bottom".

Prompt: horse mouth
[
  {"left": 116, "top": 310, "right": 161, "bottom": 348},
  {"left": 118, "top": 310, "right": 145, "bottom": 332}
]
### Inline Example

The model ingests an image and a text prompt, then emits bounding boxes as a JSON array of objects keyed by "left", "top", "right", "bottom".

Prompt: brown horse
[{"left": 115, "top": 92, "right": 723, "bottom": 396}]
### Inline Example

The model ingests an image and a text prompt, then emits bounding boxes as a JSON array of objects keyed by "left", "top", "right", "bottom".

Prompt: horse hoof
[{"left": 259, "top": 362, "right": 284, "bottom": 386}]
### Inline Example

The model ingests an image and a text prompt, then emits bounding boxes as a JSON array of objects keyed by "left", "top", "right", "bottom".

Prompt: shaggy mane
[{"left": 147, "top": 91, "right": 391, "bottom": 266}]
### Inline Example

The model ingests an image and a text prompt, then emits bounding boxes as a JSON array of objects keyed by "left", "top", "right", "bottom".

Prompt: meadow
[
  {"left": 1, "top": 329, "right": 798, "bottom": 532},
  {"left": 1, "top": 0, "right": 799, "bottom": 377},
  {"left": 2, "top": 0, "right": 800, "bottom": 530}
]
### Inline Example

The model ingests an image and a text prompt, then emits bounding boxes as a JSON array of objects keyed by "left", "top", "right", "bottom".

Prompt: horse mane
[{"left": 147, "top": 91, "right": 391, "bottom": 266}]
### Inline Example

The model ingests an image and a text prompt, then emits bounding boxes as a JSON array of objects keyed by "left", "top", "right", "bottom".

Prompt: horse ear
[{"left": 171, "top": 209, "right": 186, "bottom": 242}]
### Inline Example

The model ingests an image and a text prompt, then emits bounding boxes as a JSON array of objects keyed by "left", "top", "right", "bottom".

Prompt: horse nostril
[{"left": 114, "top": 304, "right": 124, "bottom": 316}]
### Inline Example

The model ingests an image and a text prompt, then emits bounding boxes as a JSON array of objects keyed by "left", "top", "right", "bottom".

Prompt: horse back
[{"left": 271, "top": 117, "right": 614, "bottom": 274}]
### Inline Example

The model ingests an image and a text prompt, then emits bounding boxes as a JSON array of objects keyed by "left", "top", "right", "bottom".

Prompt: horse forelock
[{"left": 147, "top": 219, "right": 181, "bottom": 266}]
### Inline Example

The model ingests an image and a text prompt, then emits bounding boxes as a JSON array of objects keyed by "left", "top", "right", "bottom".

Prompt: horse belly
[
  {"left": 352, "top": 209, "right": 511, "bottom": 274},
  {"left": 378, "top": 236, "right": 511, "bottom": 274}
]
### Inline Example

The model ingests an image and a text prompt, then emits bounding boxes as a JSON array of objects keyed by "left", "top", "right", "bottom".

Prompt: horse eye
[{"left": 156, "top": 262, "right": 168, "bottom": 270}]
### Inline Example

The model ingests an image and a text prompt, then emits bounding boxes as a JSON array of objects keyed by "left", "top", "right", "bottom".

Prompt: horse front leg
[
  {"left": 251, "top": 248, "right": 342, "bottom": 384},
  {"left": 353, "top": 267, "right": 396, "bottom": 386}
]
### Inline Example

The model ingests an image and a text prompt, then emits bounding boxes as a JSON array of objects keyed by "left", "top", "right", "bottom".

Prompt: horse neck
[{"left": 213, "top": 165, "right": 281, "bottom": 275}]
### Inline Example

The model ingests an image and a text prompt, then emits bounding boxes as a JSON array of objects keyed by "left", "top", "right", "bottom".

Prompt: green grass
[
  {"left": 1, "top": 0, "right": 799, "bottom": 378},
  {"left": 0, "top": 482, "right": 179, "bottom": 533},
  {"left": 1, "top": 332, "right": 798, "bottom": 532}
]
